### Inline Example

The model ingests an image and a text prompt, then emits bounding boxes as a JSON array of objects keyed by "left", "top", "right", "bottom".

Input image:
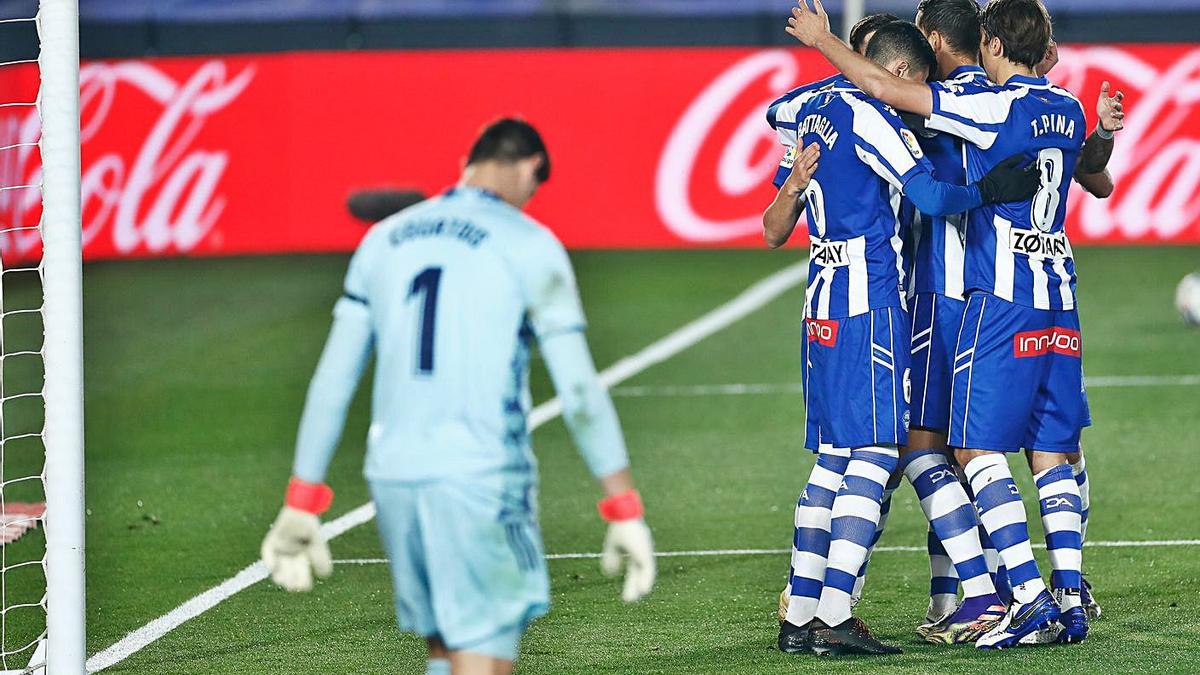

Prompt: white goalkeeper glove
[
  {"left": 260, "top": 478, "right": 334, "bottom": 592},
  {"left": 598, "top": 490, "right": 656, "bottom": 603}
]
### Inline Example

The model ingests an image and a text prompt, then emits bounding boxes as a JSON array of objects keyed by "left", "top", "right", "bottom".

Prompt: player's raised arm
[
  {"left": 787, "top": 0, "right": 934, "bottom": 117},
  {"left": 763, "top": 142, "right": 819, "bottom": 248},
  {"left": 523, "top": 233, "right": 656, "bottom": 603},
  {"left": 260, "top": 241, "right": 376, "bottom": 592},
  {"left": 1076, "top": 81, "right": 1124, "bottom": 178}
]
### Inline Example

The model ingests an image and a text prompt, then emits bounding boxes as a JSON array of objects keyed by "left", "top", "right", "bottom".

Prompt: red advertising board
[{"left": 0, "top": 45, "right": 1196, "bottom": 261}]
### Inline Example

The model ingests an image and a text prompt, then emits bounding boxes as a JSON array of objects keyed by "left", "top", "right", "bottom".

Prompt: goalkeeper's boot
[
  {"left": 1080, "top": 576, "right": 1101, "bottom": 620},
  {"left": 975, "top": 589, "right": 1060, "bottom": 650},
  {"left": 810, "top": 618, "right": 903, "bottom": 656},
  {"left": 916, "top": 598, "right": 958, "bottom": 639},
  {"left": 925, "top": 593, "right": 1007, "bottom": 645},
  {"left": 778, "top": 620, "right": 815, "bottom": 654}
]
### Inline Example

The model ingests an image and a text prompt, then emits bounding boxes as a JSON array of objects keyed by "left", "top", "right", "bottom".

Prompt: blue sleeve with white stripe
[
  {"left": 927, "top": 80, "right": 1024, "bottom": 150},
  {"left": 847, "top": 96, "right": 933, "bottom": 190}
]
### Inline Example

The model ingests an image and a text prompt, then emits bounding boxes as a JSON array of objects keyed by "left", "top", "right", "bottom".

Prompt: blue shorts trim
[
  {"left": 948, "top": 292, "right": 1088, "bottom": 453},
  {"left": 803, "top": 306, "right": 911, "bottom": 450},
  {"left": 908, "top": 293, "right": 966, "bottom": 433}
]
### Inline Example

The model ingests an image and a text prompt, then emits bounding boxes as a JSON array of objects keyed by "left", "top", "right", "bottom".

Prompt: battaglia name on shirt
[{"left": 390, "top": 218, "right": 490, "bottom": 248}]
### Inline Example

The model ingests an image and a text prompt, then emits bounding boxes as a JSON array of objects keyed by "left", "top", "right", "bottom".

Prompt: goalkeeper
[{"left": 260, "top": 118, "right": 655, "bottom": 675}]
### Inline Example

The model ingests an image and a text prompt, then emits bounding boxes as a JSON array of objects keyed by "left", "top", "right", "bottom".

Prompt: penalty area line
[
  {"left": 86, "top": 259, "right": 810, "bottom": 673},
  {"left": 331, "top": 538, "right": 1200, "bottom": 565}
]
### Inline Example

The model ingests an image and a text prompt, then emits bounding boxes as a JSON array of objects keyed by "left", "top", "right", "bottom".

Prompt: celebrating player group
[
  {"left": 766, "top": 0, "right": 1124, "bottom": 656},
  {"left": 250, "top": 0, "right": 1126, "bottom": 671}
]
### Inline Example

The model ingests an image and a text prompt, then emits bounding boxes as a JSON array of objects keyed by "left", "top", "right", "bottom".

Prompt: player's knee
[
  {"left": 1027, "top": 450, "right": 1068, "bottom": 474},
  {"left": 953, "top": 447, "right": 989, "bottom": 467}
]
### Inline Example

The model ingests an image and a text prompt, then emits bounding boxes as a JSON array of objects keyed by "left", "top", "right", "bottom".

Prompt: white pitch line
[
  {"left": 331, "top": 538, "right": 1200, "bottom": 565},
  {"left": 86, "top": 259, "right": 810, "bottom": 673},
  {"left": 610, "top": 374, "right": 1200, "bottom": 399}
]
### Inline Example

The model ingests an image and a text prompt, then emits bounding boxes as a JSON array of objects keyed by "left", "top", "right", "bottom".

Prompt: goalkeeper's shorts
[{"left": 370, "top": 473, "right": 550, "bottom": 660}]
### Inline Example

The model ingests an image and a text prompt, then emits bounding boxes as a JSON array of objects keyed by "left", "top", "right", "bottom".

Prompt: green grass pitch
[{"left": 5, "top": 246, "right": 1200, "bottom": 673}]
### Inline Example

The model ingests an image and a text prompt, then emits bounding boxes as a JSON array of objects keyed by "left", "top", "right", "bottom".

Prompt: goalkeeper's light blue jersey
[{"left": 309, "top": 186, "right": 588, "bottom": 483}]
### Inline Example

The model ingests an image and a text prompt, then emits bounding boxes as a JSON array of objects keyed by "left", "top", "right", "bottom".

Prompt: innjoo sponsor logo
[
  {"left": 1013, "top": 327, "right": 1082, "bottom": 358},
  {"left": 806, "top": 318, "right": 839, "bottom": 347}
]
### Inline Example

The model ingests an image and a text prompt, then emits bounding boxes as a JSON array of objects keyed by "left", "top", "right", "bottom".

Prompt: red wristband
[
  {"left": 597, "top": 490, "right": 644, "bottom": 522},
  {"left": 285, "top": 477, "right": 334, "bottom": 515}
]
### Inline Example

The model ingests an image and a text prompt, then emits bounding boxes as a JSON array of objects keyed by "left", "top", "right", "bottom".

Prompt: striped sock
[
  {"left": 903, "top": 450, "right": 996, "bottom": 599},
  {"left": 816, "top": 446, "right": 900, "bottom": 626},
  {"left": 785, "top": 446, "right": 849, "bottom": 626},
  {"left": 1072, "top": 456, "right": 1090, "bottom": 543},
  {"left": 927, "top": 527, "right": 959, "bottom": 613},
  {"left": 962, "top": 473, "right": 1012, "bottom": 603},
  {"left": 850, "top": 472, "right": 900, "bottom": 607},
  {"left": 978, "top": 524, "right": 1012, "bottom": 603},
  {"left": 1036, "top": 464, "right": 1084, "bottom": 595},
  {"left": 965, "top": 453, "right": 1046, "bottom": 604}
]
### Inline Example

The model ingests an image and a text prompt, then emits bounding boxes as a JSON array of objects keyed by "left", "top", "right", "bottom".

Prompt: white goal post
[{"left": 39, "top": 0, "right": 85, "bottom": 672}]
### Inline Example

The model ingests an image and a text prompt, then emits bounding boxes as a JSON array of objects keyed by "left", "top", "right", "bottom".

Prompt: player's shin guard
[
  {"left": 1072, "top": 457, "right": 1090, "bottom": 543},
  {"left": 816, "top": 446, "right": 900, "bottom": 626},
  {"left": 785, "top": 446, "right": 849, "bottom": 627},
  {"left": 965, "top": 454, "right": 1046, "bottom": 604},
  {"left": 903, "top": 450, "right": 996, "bottom": 600},
  {"left": 1035, "top": 464, "right": 1084, "bottom": 602},
  {"left": 850, "top": 472, "right": 900, "bottom": 607}
]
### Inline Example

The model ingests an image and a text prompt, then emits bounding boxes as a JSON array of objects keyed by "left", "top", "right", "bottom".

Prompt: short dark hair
[
  {"left": 917, "top": 0, "right": 982, "bottom": 57},
  {"left": 466, "top": 118, "right": 551, "bottom": 183},
  {"left": 864, "top": 21, "right": 938, "bottom": 78},
  {"left": 849, "top": 13, "right": 901, "bottom": 53},
  {"left": 980, "top": 0, "right": 1051, "bottom": 68}
]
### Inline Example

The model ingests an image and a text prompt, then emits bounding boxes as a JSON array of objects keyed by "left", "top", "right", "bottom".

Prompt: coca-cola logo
[
  {"left": 0, "top": 59, "right": 253, "bottom": 260},
  {"left": 657, "top": 47, "right": 1200, "bottom": 243},
  {"left": 1054, "top": 46, "right": 1200, "bottom": 240},
  {"left": 655, "top": 50, "right": 801, "bottom": 243}
]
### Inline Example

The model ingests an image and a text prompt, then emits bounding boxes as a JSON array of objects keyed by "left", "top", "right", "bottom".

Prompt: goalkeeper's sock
[
  {"left": 426, "top": 658, "right": 450, "bottom": 675},
  {"left": 1072, "top": 456, "right": 1090, "bottom": 543},
  {"left": 849, "top": 472, "right": 900, "bottom": 607},
  {"left": 965, "top": 454, "right": 1046, "bottom": 604},
  {"left": 815, "top": 446, "right": 899, "bottom": 626},
  {"left": 1035, "top": 464, "right": 1084, "bottom": 593},
  {"left": 785, "top": 446, "right": 849, "bottom": 627},
  {"left": 902, "top": 450, "right": 995, "bottom": 599}
]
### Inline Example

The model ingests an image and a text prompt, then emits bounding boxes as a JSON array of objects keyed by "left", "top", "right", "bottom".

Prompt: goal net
[{"left": 0, "top": 1, "right": 84, "bottom": 673}]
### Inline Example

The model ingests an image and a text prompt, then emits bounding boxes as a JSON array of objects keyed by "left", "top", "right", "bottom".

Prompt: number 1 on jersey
[{"left": 408, "top": 267, "right": 442, "bottom": 374}]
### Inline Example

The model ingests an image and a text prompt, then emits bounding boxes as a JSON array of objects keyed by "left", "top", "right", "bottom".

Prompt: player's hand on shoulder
[
  {"left": 597, "top": 490, "right": 656, "bottom": 603},
  {"left": 1097, "top": 81, "right": 1125, "bottom": 133},
  {"left": 783, "top": 142, "right": 821, "bottom": 197},
  {"left": 976, "top": 154, "right": 1042, "bottom": 204}
]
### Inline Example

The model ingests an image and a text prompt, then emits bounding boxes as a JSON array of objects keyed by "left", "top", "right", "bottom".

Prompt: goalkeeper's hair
[
  {"left": 466, "top": 117, "right": 551, "bottom": 183},
  {"left": 918, "top": 0, "right": 983, "bottom": 58},
  {"left": 865, "top": 21, "right": 938, "bottom": 78},
  {"left": 849, "top": 13, "right": 901, "bottom": 53}
]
